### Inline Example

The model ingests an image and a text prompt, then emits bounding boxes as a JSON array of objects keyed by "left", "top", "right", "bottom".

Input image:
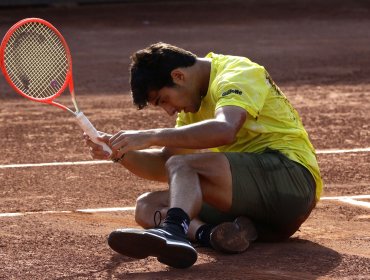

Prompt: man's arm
[
  {"left": 109, "top": 106, "right": 247, "bottom": 154},
  {"left": 86, "top": 105, "right": 247, "bottom": 181},
  {"left": 84, "top": 132, "right": 193, "bottom": 182},
  {"left": 153, "top": 106, "right": 247, "bottom": 149}
]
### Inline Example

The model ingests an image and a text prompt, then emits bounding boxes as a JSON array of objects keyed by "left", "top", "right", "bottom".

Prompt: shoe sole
[
  {"left": 108, "top": 229, "right": 197, "bottom": 269},
  {"left": 210, "top": 217, "right": 258, "bottom": 254}
]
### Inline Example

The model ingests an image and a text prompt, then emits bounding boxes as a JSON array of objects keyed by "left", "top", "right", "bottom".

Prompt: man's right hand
[{"left": 83, "top": 132, "right": 112, "bottom": 160}]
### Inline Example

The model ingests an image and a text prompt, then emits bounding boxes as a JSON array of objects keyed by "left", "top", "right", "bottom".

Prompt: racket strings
[{"left": 4, "top": 22, "right": 69, "bottom": 99}]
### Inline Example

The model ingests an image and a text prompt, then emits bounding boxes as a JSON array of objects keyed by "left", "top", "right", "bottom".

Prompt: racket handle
[{"left": 75, "top": 112, "right": 112, "bottom": 155}]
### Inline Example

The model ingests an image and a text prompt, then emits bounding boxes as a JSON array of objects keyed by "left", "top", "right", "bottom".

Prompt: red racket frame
[{"left": 0, "top": 18, "right": 75, "bottom": 112}]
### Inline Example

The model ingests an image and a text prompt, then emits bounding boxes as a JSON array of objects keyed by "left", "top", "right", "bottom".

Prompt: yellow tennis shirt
[{"left": 176, "top": 53, "right": 323, "bottom": 201}]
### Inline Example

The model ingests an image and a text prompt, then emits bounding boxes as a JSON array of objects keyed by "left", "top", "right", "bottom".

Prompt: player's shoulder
[
  {"left": 206, "top": 52, "right": 259, "bottom": 69},
  {"left": 209, "top": 54, "right": 266, "bottom": 89}
]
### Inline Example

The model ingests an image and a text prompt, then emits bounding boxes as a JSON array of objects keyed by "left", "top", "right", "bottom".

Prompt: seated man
[{"left": 85, "top": 42, "right": 322, "bottom": 269}]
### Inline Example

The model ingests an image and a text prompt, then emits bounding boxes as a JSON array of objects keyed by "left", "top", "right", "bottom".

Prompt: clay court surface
[{"left": 0, "top": 1, "right": 369, "bottom": 279}]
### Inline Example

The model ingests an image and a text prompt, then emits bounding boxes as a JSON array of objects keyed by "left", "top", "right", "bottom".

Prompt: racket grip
[{"left": 75, "top": 112, "right": 112, "bottom": 155}]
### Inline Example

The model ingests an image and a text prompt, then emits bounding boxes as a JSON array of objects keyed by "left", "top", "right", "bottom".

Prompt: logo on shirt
[{"left": 221, "top": 89, "right": 243, "bottom": 97}]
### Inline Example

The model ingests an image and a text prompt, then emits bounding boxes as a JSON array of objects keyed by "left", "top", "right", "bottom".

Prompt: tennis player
[{"left": 85, "top": 42, "right": 323, "bottom": 269}]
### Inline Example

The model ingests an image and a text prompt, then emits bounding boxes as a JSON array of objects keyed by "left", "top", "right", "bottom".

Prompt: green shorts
[{"left": 199, "top": 149, "right": 316, "bottom": 241}]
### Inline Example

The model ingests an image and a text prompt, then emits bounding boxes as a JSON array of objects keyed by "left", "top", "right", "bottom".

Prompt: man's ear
[{"left": 171, "top": 69, "right": 185, "bottom": 84}]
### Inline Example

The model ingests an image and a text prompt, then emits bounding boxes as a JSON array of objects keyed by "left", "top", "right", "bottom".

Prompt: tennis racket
[{"left": 0, "top": 18, "right": 112, "bottom": 154}]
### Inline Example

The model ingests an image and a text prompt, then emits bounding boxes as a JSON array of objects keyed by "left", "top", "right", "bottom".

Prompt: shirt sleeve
[{"left": 214, "top": 66, "right": 269, "bottom": 119}]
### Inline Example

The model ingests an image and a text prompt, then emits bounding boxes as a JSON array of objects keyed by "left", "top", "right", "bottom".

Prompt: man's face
[{"left": 148, "top": 84, "right": 202, "bottom": 116}]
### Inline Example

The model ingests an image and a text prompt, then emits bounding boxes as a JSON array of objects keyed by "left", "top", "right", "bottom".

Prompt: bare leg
[
  {"left": 108, "top": 153, "right": 234, "bottom": 268},
  {"left": 135, "top": 190, "right": 206, "bottom": 240},
  {"left": 134, "top": 190, "right": 168, "bottom": 229},
  {"left": 165, "top": 153, "right": 233, "bottom": 219}
]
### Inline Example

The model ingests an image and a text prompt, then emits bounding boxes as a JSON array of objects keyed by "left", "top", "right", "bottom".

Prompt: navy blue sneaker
[{"left": 108, "top": 227, "right": 197, "bottom": 269}]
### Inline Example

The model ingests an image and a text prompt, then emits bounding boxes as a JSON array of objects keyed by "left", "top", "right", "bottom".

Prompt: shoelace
[{"left": 153, "top": 210, "right": 162, "bottom": 228}]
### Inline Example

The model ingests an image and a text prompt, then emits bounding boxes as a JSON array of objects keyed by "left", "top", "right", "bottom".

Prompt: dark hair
[{"left": 130, "top": 42, "right": 197, "bottom": 109}]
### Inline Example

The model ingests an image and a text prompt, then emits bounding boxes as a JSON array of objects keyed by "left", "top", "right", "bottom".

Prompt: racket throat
[
  {"left": 69, "top": 85, "right": 80, "bottom": 113},
  {"left": 49, "top": 100, "right": 76, "bottom": 115},
  {"left": 72, "top": 98, "right": 80, "bottom": 113}
]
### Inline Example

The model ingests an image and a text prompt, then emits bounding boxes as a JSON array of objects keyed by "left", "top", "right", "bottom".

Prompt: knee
[
  {"left": 165, "top": 155, "right": 192, "bottom": 174},
  {"left": 134, "top": 192, "right": 168, "bottom": 228},
  {"left": 134, "top": 192, "right": 152, "bottom": 228}
]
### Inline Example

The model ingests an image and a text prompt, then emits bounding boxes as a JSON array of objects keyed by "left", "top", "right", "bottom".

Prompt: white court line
[
  {"left": 0, "top": 160, "right": 112, "bottom": 169},
  {"left": 321, "top": 195, "right": 370, "bottom": 200},
  {"left": 338, "top": 198, "right": 370, "bottom": 208},
  {"left": 0, "top": 207, "right": 135, "bottom": 218},
  {"left": 0, "top": 147, "right": 369, "bottom": 169},
  {"left": 77, "top": 207, "right": 135, "bottom": 213},
  {"left": 316, "top": 147, "right": 370, "bottom": 154},
  {"left": 0, "top": 195, "right": 369, "bottom": 218}
]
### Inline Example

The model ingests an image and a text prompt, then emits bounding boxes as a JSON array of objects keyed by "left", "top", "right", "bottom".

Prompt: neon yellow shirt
[{"left": 176, "top": 52, "right": 323, "bottom": 201}]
